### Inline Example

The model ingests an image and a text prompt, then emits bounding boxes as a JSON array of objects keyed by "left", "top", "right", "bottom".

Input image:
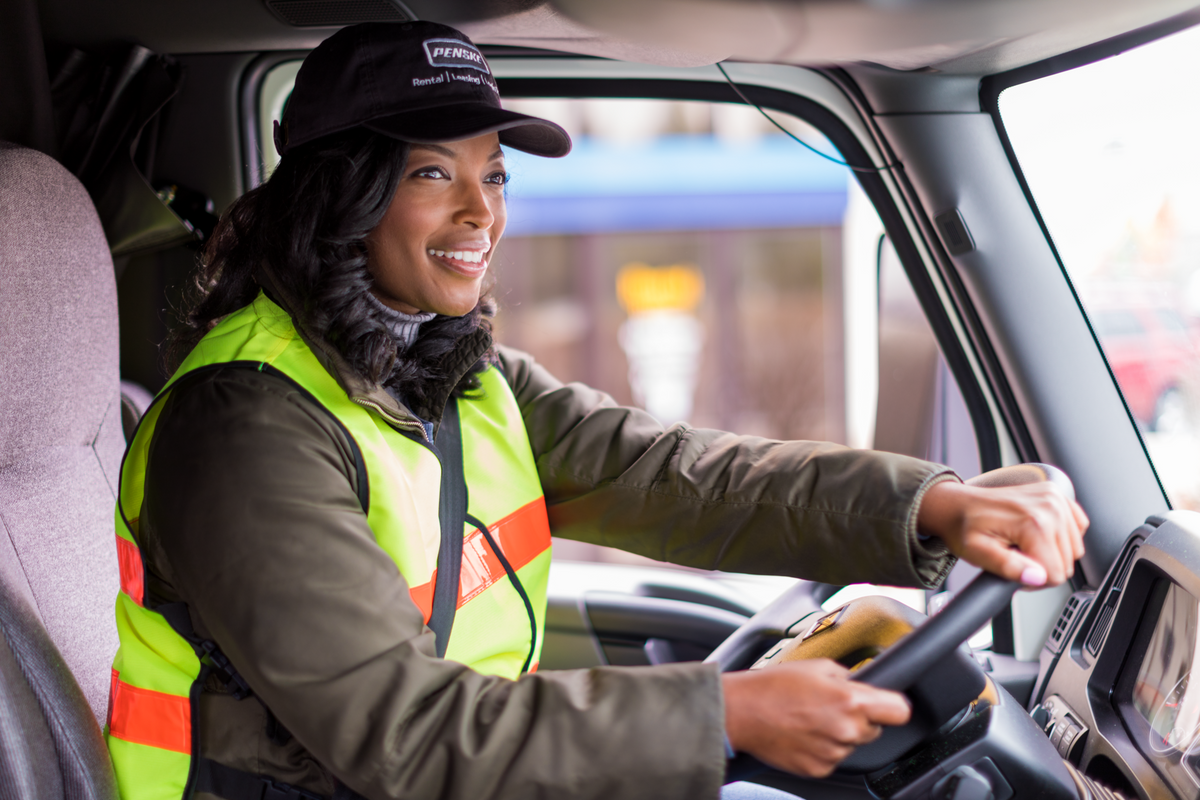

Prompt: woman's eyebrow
[
  {"left": 408, "top": 144, "right": 503, "bottom": 162},
  {"left": 411, "top": 143, "right": 456, "bottom": 157}
]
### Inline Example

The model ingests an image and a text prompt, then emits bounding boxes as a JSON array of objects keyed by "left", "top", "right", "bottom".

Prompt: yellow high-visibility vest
[{"left": 107, "top": 293, "right": 552, "bottom": 800}]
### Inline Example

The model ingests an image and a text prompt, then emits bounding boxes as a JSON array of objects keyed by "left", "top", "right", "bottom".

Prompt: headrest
[{"left": 0, "top": 143, "right": 119, "bottom": 462}]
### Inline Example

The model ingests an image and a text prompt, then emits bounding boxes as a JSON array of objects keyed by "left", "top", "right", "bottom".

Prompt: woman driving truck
[{"left": 106, "top": 20, "right": 1088, "bottom": 800}]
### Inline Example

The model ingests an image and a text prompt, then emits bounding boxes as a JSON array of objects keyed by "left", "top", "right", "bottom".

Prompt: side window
[
  {"left": 256, "top": 71, "right": 982, "bottom": 607},
  {"left": 495, "top": 98, "right": 980, "bottom": 574}
]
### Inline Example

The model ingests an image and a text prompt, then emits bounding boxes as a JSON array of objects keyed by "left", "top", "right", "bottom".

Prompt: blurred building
[{"left": 493, "top": 99, "right": 849, "bottom": 443}]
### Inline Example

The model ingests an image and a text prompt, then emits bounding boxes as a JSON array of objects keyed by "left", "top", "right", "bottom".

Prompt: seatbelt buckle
[{"left": 200, "top": 640, "right": 253, "bottom": 699}]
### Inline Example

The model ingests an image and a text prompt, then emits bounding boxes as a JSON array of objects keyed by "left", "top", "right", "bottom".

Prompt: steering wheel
[{"left": 707, "top": 463, "right": 1076, "bottom": 779}]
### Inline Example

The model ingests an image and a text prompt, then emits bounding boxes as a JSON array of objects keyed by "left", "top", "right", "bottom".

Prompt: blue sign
[{"left": 502, "top": 134, "right": 851, "bottom": 236}]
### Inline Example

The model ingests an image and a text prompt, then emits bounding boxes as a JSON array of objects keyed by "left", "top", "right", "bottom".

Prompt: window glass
[
  {"left": 1001, "top": 26, "right": 1200, "bottom": 509},
  {"left": 496, "top": 99, "right": 850, "bottom": 442},
  {"left": 259, "top": 60, "right": 301, "bottom": 180},
  {"left": 257, "top": 73, "right": 980, "bottom": 584},
  {"left": 1092, "top": 309, "right": 1146, "bottom": 339},
  {"left": 495, "top": 98, "right": 978, "bottom": 574}
]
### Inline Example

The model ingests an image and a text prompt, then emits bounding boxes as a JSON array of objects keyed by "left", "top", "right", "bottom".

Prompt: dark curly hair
[{"left": 168, "top": 128, "right": 495, "bottom": 413}]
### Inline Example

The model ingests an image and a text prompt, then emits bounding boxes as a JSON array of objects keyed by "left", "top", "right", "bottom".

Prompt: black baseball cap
[{"left": 275, "top": 21, "right": 572, "bottom": 158}]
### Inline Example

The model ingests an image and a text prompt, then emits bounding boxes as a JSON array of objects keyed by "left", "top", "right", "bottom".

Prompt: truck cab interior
[{"left": 5, "top": 0, "right": 1200, "bottom": 798}]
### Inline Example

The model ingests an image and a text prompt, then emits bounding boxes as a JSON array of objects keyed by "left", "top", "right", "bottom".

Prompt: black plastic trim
[
  {"left": 635, "top": 583, "right": 758, "bottom": 617},
  {"left": 1072, "top": 532, "right": 1149, "bottom": 669},
  {"left": 479, "top": 45, "right": 605, "bottom": 60},
  {"left": 584, "top": 592, "right": 748, "bottom": 648},
  {"left": 816, "top": 67, "right": 1022, "bottom": 470},
  {"left": 1091, "top": 558, "right": 1166, "bottom": 796}
]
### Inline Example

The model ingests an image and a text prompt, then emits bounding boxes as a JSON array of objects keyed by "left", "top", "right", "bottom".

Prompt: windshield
[{"left": 1001, "top": 24, "right": 1200, "bottom": 510}]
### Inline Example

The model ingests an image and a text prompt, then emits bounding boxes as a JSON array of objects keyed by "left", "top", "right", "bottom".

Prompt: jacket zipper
[{"left": 351, "top": 396, "right": 431, "bottom": 442}]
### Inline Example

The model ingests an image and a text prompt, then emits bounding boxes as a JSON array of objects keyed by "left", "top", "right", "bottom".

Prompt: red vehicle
[{"left": 1086, "top": 293, "right": 1200, "bottom": 432}]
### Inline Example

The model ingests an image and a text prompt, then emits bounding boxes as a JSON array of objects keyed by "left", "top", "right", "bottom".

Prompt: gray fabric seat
[
  {"left": 0, "top": 565, "right": 118, "bottom": 799},
  {"left": 0, "top": 141, "right": 123, "bottom": 797}
]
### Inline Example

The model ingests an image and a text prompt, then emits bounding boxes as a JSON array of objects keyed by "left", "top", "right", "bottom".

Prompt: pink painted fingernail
[{"left": 1020, "top": 564, "right": 1047, "bottom": 587}]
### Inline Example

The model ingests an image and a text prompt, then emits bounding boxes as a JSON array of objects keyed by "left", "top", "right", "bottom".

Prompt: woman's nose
[{"left": 453, "top": 181, "right": 497, "bottom": 230}]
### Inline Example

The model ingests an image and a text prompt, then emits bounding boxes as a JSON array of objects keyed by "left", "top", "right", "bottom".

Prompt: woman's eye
[
  {"left": 414, "top": 166, "right": 449, "bottom": 180},
  {"left": 485, "top": 171, "right": 511, "bottom": 186}
]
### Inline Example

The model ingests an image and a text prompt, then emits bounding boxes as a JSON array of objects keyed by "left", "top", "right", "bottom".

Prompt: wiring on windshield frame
[{"left": 715, "top": 62, "right": 900, "bottom": 174}]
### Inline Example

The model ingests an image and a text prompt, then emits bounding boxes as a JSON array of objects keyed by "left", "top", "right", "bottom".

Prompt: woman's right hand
[{"left": 722, "top": 659, "right": 912, "bottom": 777}]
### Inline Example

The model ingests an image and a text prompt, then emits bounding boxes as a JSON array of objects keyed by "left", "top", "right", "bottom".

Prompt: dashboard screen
[{"left": 1132, "top": 581, "right": 1200, "bottom": 791}]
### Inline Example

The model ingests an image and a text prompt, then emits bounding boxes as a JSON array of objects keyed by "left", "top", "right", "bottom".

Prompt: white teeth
[{"left": 428, "top": 249, "right": 486, "bottom": 264}]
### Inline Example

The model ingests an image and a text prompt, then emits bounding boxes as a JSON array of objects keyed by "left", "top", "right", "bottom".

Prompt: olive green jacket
[{"left": 137, "top": 305, "right": 957, "bottom": 800}]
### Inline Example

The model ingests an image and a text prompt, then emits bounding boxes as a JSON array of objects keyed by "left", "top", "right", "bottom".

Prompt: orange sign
[{"left": 616, "top": 263, "right": 705, "bottom": 314}]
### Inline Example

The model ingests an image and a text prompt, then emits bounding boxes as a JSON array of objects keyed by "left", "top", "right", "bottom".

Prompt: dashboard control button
[
  {"left": 1039, "top": 694, "right": 1089, "bottom": 761},
  {"left": 1050, "top": 722, "right": 1067, "bottom": 749}
]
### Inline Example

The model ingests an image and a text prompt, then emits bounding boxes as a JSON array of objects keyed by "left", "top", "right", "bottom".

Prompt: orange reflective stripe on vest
[
  {"left": 116, "top": 533, "right": 144, "bottom": 606},
  {"left": 408, "top": 497, "right": 550, "bottom": 620},
  {"left": 461, "top": 498, "right": 550, "bottom": 604},
  {"left": 108, "top": 669, "right": 191, "bottom": 754}
]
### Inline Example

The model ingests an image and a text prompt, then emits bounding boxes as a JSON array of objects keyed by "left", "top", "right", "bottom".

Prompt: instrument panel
[
  {"left": 1034, "top": 510, "right": 1200, "bottom": 800},
  {"left": 1126, "top": 581, "right": 1200, "bottom": 795}
]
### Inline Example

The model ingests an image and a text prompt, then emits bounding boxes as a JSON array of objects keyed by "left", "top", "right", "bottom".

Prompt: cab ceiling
[{"left": 35, "top": 0, "right": 1200, "bottom": 75}]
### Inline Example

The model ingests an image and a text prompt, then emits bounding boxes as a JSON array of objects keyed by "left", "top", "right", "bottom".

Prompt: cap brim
[{"left": 364, "top": 104, "right": 572, "bottom": 158}]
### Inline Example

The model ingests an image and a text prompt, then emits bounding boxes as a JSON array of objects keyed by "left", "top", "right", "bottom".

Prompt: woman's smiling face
[{"left": 366, "top": 132, "right": 508, "bottom": 316}]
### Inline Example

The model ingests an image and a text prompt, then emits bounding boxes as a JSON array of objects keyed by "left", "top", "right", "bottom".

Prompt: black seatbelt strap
[
  {"left": 157, "top": 602, "right": 253, "bottom": 700},
  {"left": 194, "top": 757, "right": 332, "bottom": 800},
  {"left": 429, "top": 399, "right": 466, "bottom": 657},
  {"left": 158, "top": 601, "right": 296, "bottom": 745}
]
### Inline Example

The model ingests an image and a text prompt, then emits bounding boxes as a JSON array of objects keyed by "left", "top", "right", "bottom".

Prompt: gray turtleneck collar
[{"left": 365, "top": 291, "right": 436, "bottom": 352}]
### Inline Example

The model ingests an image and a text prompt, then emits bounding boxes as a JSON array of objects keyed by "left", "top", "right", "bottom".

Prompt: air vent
[
  {"left": 265, "top": 0, "right": 413, "bottom": 27},
  {"left": 1112, "top": 545, "right": 1137, "bottom": 591},
  {"left": 1047, "top": 592, "right": 1092, "bottom": 654},
  {"left": 1085, "top": 543, "right": 1140, "bottom": 657},
  {"left": 1086, "top": 603, "right": 1117, "bottom": 655}
]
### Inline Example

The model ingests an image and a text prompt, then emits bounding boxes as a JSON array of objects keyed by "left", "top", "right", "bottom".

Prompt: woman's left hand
[{"left": 916, "top": 479, "right": 1089, "bottom": 587}]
